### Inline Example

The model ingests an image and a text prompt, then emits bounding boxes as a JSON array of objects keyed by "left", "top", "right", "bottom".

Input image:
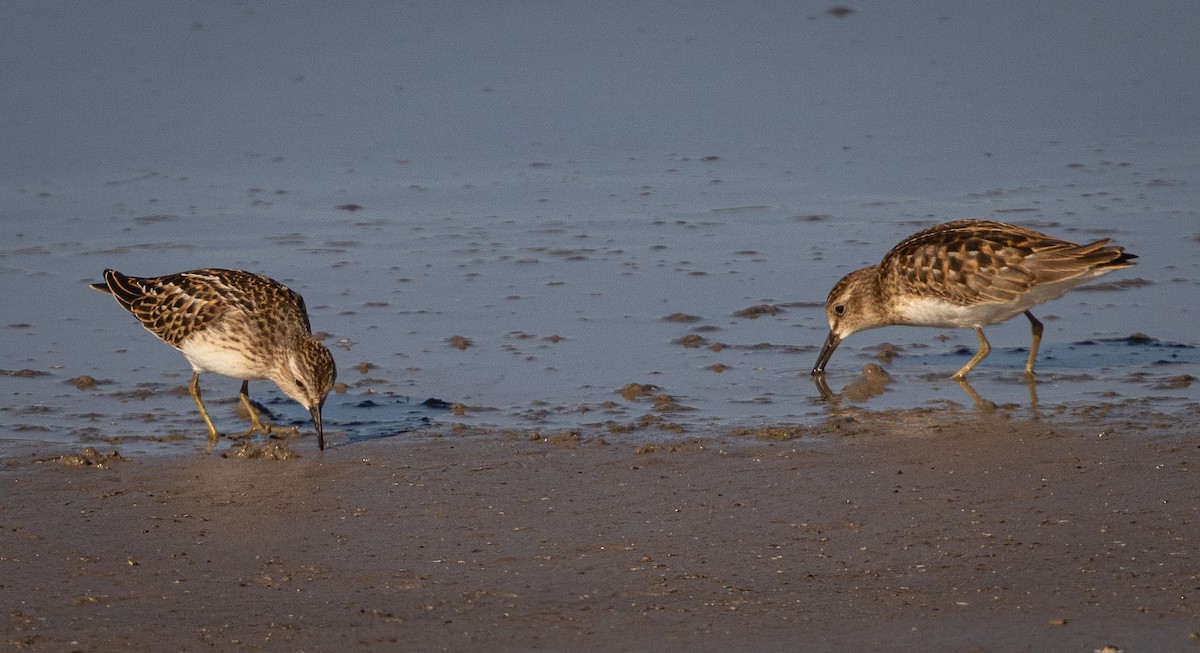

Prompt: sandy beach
[{"left": 4, "top": 407, "right": 1196, "bottom": 652}]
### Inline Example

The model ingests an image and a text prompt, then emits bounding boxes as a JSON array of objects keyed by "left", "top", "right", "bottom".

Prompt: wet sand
[{"left": 3, "top": 410, "right": 1196, "bottom": 652}]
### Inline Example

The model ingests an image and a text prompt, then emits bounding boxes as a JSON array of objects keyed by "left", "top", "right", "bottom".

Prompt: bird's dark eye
[
  {"left": 834, "top": 304, "right": 846, "bottom": 316},
  {"left": 295, "top": 379, "right": 306, "bottom": 390}
]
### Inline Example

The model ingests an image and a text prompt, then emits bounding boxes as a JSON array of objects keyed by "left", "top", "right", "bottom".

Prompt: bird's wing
[
  {"left": 100, "top": 269, "right": 239, "bottom": 346},
  {"left": 880, "top": 220, "right": 1076, "bottom": 306}
]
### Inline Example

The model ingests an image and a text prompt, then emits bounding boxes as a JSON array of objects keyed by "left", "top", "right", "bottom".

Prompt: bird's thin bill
[
  {"left": 812, "top": 331, "right": 841, "bottom": 375},
  {"left": 310, "top": 406, "right": 325, "bottom": 450}
]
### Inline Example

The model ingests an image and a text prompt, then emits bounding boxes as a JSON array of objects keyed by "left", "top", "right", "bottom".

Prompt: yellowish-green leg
[
  {"left": 238, "top": 381, "right": 299, "bottom": 439},
  {"left": 188, "top": 372, "right": 221, "bottom": 447},
  {"left": 1023, "top": 310, "right": 1044, "bottom": 378},
  {"left": 951, "top": 327, "right": 991, "bottom": 380},
  {"left": 239, "top": 380, "right": 272, "bottom": 436}
]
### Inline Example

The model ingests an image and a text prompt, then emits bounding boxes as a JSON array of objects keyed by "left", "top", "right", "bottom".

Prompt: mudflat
[{"left": 2, "top": 409, "right": 1196, "bottom": 652}]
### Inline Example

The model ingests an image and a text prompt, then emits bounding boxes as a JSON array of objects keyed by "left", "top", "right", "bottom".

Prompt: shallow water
[{"left": 2, "top": 2, "right": 1198, "bottom": 453}]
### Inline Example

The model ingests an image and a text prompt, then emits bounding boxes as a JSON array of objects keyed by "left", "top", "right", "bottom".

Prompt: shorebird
[
  {"left": 91, "top": 268, "right": 337, "bottom": 449},
  {"left": 812, "top": 219, "right": 1136, "bottom": 379}
]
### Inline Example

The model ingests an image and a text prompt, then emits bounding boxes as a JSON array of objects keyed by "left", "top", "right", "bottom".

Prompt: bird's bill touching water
[
  {"left": 811, "top": 330, "right": 842, "bottom": 375},
  {"left": 310, "top": 406, "right": 325, "bottom": 450}
]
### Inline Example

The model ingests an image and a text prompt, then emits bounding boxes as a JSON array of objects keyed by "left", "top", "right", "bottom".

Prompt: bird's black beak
[
  {"left": 310, "top": 405, "right": 325, "bottom": 450},
  {"left": 812, "top": 330, "right": 841, "bottom": 375}
]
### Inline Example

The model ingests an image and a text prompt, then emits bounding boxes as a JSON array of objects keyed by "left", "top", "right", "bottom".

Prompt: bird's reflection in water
[
  {"left": 812, "top": 369, "right": 1040, "bottom": 413},
  {"left": 954, "top": 378, "right": 997, "bottom": 411},
  {"left": 810, "top": 365, "right": 889, "bottom": 407},
  {"left": 956, "top": 376, "right": 1041, "bottom": 412},
  {"left": 812, "top": 373, "right": 836, "bottom": 403}
]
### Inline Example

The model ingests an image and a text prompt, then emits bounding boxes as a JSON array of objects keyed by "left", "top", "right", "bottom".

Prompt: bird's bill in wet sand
[{"left": 812, "top": 330, "right": 841, "bottom": 375}]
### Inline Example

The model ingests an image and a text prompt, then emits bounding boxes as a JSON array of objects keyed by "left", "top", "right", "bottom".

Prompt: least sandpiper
[
  {"left": 812, "top": 219, "right": 1137, "bottom": 379},
  {"left": 91, "top": 268, "right": 337, "bottom": 449}
]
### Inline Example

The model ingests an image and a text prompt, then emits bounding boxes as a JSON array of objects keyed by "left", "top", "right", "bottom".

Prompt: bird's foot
[
  {"left": 239, "top": 419, "right": 300, "bottom": 440},
  {"left": 266, "top": 424, "right": 302, "bottom": 440}
]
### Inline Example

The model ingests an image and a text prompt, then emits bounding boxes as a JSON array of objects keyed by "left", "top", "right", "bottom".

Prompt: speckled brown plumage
[
  {"left": 91, "top": 268, "right": 336, "bottom": 449},
  {"left": 95, "top": 268, "right": 313, "bottom": 348},
  {"left": 813, "top": 220, "right": 1137, "bottom": 379}
]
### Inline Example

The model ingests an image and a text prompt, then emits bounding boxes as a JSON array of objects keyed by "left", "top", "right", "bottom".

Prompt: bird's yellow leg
[
  {"left": 1023, "top": 310, "right": 1044, "bottom": 378},
  {"left": 189, "top": 372, "right": 221, "bottom": 447},
  {"left": 238, "top": 381, "right": 299, "bottom": 438},
  {"left": 951, "top": 327, "right": 991, "bottom": 380},
  {"left": 239, "top": 380, "right": 271, "bottom": 436}
]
